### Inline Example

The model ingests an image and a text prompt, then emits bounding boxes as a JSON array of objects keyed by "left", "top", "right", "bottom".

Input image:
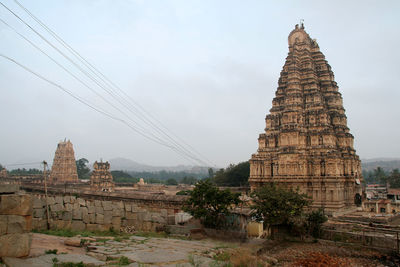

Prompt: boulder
[
  {"left": 0, "top": 233, "right": 31, "bottom": 257},
  {"left": 0, "top": 194, "right": 32, "bottom": 215}
]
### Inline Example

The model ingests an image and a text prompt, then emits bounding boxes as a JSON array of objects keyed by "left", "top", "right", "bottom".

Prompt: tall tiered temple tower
[
  {"left": 90, "top": 161, "right": 115, "bottom": 192},
  {"left": 49, "top": 139, "right": 79, "bottom": 183},
  {"left": 249, "top": 24, "right": 363, "bottom": 214}
]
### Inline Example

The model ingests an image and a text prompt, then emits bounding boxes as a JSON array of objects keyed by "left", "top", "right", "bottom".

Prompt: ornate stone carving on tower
[
  {"left": 49, "top": 139, "right": 79, "bottom": 183},
  {"left": 249, "top": 24, "right": 363, "bottom": 214},
  {"left": 90, "top": 161, "right": 115, "bottom": 192}
]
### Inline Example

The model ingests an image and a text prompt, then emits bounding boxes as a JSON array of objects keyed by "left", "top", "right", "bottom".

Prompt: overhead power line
[{"left": 1, "top": 0, "right": 215, "bottom": 166}]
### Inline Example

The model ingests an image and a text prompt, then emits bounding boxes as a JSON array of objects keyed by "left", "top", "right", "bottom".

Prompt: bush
[{"left": 307, "top": 209, "right": 328, "bottom": 238}]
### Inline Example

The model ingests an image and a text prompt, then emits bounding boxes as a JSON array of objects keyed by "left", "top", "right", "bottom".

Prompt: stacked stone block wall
[
  {"left": 32, "top": 193, "right": 183, "bottom": 232},
  {"left": 0, "top": 185, "right": 32, "bottom": 257}
]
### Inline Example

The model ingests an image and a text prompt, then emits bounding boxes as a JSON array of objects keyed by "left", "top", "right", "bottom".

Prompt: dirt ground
[{"left": 255, "top": 239, "right": 400, "bottom": 267}]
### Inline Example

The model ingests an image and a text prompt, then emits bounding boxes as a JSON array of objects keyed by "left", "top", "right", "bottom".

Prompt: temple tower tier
[
  {"left": 49, "top": 139, "right": 79, "bottom": 184},
  {"left": 90, "top": 161, "right": 115, "bottom": 192},
  {"left": 249, "top": 24, "right": 363, "bottom": 214}
]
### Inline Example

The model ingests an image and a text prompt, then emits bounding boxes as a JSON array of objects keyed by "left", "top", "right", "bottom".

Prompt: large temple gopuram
[
  {"left": 49, "top": 139, "right": 79, "bottom": 183},
  {"left": 249, "top": 24, "right": 363, "bottom": 214}
]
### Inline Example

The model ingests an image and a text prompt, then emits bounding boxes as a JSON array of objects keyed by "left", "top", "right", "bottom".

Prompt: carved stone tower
[
  {"left": 49, "top": 139, "right": 78, "bottom": 183},
  {"left": 249, "top": 24, "right": 363, "bottom": 214},
  {"left": 90, "top": 161, "right": 115, "bottom": 192}
]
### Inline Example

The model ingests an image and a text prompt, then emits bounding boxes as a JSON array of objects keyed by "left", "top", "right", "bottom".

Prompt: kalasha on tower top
[{"left": 249, "top": 24, "right": 363, "bottom": 214}]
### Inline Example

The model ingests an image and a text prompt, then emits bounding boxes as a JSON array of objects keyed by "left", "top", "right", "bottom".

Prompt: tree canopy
[
  {"left": 213, "top": 161, "right": 250, "bottom": 186},
  {"left": 183, "top": 179, "right": 241, "bottom": 228},
  {"left": 76, "top": 158, "right": 90, "bottom": 179},
  {"left": 251, "top": 184, "right": 311, "bottom": 226}
]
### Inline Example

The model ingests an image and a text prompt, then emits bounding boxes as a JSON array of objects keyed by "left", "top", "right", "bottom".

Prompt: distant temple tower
[
  {"left": 90, "top": 161, "right": 115, "bottom": 192},
  {"left": 249, "top": 24, "right": 363, "bottom": 214},
  {"left": 49, "top": 139, "right": 78, "bottom": 183},
  {"left": 0, "top": 168, "right": 7, "bottom": 178}
]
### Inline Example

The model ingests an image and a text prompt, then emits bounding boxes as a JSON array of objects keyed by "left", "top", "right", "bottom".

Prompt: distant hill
[
  {"left": 108, "top": 157, "right": 211, "bottom": 174},
  {"left": 361, "top": 158, "right": 400, "bottom": 172}
]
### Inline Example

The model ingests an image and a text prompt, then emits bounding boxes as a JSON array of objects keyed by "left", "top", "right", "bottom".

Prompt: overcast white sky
[{"left": 0, "top": 0, "right": 399, "bottom": 169}]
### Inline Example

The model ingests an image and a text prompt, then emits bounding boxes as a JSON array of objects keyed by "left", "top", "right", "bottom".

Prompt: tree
[
  {"left": 388, "top": 169, "right": 400, "bottom": 188},
  {"left": 213, "top": 161, "right": 250, "bottom": 186},
  {"left": 208, "top": 168, "right": 214, "bottom": 179},
  {"left": 251, "top": 184, "right": 311, "bottom": 226},
  {"left": 373, "top": 167, "right": 387, "bottom": 184},
  {"left": 180, "top": 176, "right": 197, "bottom": 185},
  {"left": 183, "top": 179, "right": 241, "bottom": 228},
  {"left": 166, "top": 178, "right": 178, "bottom": 185},
  {"left": 307, "top": 209, "right": 328, "bottom": 238},
  {"left": 76, "top": 158, "right": 90, "bottom": 179}
]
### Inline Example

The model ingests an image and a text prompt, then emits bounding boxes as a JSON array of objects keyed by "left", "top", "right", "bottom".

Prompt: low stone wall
[
  {"left": 31, "top": 191, "right": 186, "bottom": 233},
  {"left": 0, "top": 185, "right": 32, "bottom": 257}
]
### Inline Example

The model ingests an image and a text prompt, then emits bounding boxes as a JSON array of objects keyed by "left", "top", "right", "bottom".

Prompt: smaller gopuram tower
[
  {"left": 49, "top": 139, "right": 78, "bottom": 183},
  {"left": 90, "top": 161, "right": 115, "bottom": 192}
]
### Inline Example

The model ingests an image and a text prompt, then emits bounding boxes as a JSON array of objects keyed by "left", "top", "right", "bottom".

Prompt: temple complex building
[
  {"left": 249, "top": 24, "right": 363, "bottom": 214},
  {"left": 0, "top": 168, "right": 7, "bottom": 178},
  {"left": 90, "top": 161, "right": 115, "bottom": 192},
  {"left": 49, "top": 139, "right": 79, "bottom": 183}
]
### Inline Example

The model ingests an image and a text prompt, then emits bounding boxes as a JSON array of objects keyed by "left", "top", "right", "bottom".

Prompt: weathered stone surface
[
  {"left": 33, "top": 208, "right": 45, "bottom": 218},
  {"left": 125, "top": 203, "right": 131, "bottom": 212},
  {"left": 63, "top": 195, "right": 71, "bottom": 204},
  {"left": 62, "top": 211, "right": 72, "bottom": 221},
  {"left": 0, "top": 215, "right": 7, "bottom": 235},
  {"left": 0, "top": 194, "right": 32, "bottom": 215},
  {"left": 32, "top": 198, "right": 44, "bottom": 209},
  {"left": 55, "top": 196, "right": 63, "bottom": 204},
  {"left": 65, "top": 203, "right": 73, "bottom": 212},
  {"left": 96, "top": 214, "right": 104, "bottom": 224},
  {"left": 51, "top": 203, "right": 63, "bottom": 212},
  {"left": 0, "top": 184, "right": 19, "bottom": 193},
  {"left": 111, "top": 217, "right": 121, "bottom": 231},
  {"left": 86, "top": 223, "right": 98, "bottom": 232},
  {"left": 0, "top": 233, "right": 31, "bottom": 257},
  {"left": 47, "top": 197, "right": 55, "bottom": 205},
  {"left": 89, "top": 213, "right": 96, "bottom": 224},
  {"left": 78, "top": 198, "right": 86, "bottom": 207},
  {"left": 72, "top": 208, "right": 82, "bottom": 220},
  {"left": 32, "top": 218, "right": 47, "bottom": 230},
  {"left": 7, "top": 215, "right": 28, "bottom": 234},
  {"left": 249, "top": 24, "right": 363, "bottom": 213},
  {"left": 71, "top": 221, "right": 85, "bottom": 231},
  {"left": 112, "top": 207, "right": 122, "bottom": 217},
  {"left": 103, "top": 211, "right": 112, "bottom": 224},
  {"left": 95, "top": 206, "right": 104, "bottom": 215},
  {"left": 126, "top": 212, "right": 137, "bottom": 220},
  {"left": 102, "top": 201, "right": 112, "bottom": 211},
  {"left": 73, "top": 202, "right": 79, "bottom": 210},
  {"left": 81, "top": 207, "right": 88, "bottom": 222},
  {"left": 88, "top": 205, "right": 95, "bottom": 214},
  {"left": 94, "top": 200, "right": 102, "bottom": 207}
]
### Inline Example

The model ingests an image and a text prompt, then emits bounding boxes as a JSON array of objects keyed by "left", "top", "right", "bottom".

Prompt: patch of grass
[
  {"left": 117, "top": 256, "right": 130, "bottom": 265},
  {"left": 188, "top": 254, "right": 203, "bottom": 267},
  {"left": 33, "top": 228, "right": 130, "bottom": 239},
  {"left": 46, "top": 249, "right": 58, "bottom": 254},
  {"left": 134, "top": 231, "right": 168, "bottom": 238},
  {"left": 213, "top": 252, "right": 230, "bottom": 262},
  {"left": 95, "top": 238, "right": 111, "bottom": 243},
  {"left": 52, "top": 257, "right": 59, "bottom": 263}
]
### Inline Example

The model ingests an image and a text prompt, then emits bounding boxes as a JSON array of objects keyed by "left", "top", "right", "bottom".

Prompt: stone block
[
  {"left": 151, "top": 214, "right": 166, "bottom": 224},
  {"left": 88, "top": 205, "right": 95, "bottom": 214},
  {"left": 53, "top": 220, "right": 71, "bottom": 230},
  {"left": 86, "top": 224, "right": 97, "bottom": 232},
  {"left": 33, "top": 208, "right": 45, "bottom": 218},
  {"left": 0, "top": 194, "right": 32, "bottom": 216},
  {"left": 62, "top": 211, "right": 72, "bottom": 221},
  {"left": 160, "top": 209, "right": 168, "bottom": 217},
  {"left": 0, "top": 215, "right": 7, "bottom": 235},
  {"left": 55, "top": 196, "right": 63, "bottom": 204},
  {"left": 111, "top": 217, "right": 121, "bottom": 231},
  {"left": 72, "top": 208, "right": 82, "bottom": 220},
  {"left": 124, "top": 203, "right": 131, "bottom": 212},
  {"left": 112, "top": 208, "right": 122, "bottom": 217},
  {"left": 33, "top": 198, "right": 44, "bottom": 209},
  {"left": 125, "top": 212, "right": 137, "bottom": 220},
  {"left": 70, "top": 196, "right": 76, "bottom": 203},
  {"left": 7, "top": 215, "right": 30, "bottom": 234},
  {"left": 51, "top": 203, "right": 63, "bottom": 213},
  {"left": 116, "top": 201, "right": 124, "bottom": 209},
  {"left": 78, "top": 198, "right": 86, "bottom": 207},
  {"left": 137, "top": 212, "right": 150, "bottom": 222},
  {"left": 0, "top": 184, "right": 19, "bottom": 193},
  {"left": 47, "top": 197, "right": 55, "bottom": 205},
  {"left": 82, "top": 213, "right": 90, "bottom": 224},
  {"left": 71, "top": 221, "right": 85, "bottom": 231},
  {"left": 95, "top": 214, "right": 104, "bottom": 224},
  {"left": 104, "top": 211, "right": 112, "bottom": 224},
  {"left": 94, "top": 200, "right": 102, "bottom": 207},
  {"left": 73, "top": 202, "right": 79, "bottom": 210},
  {"left": 95, "top": 206, "right": 104, "bottom": 214},
  {"left": 65, "top": 203, "right": 73, "bottom": 212},
  {"left": 89, "top": 213, "right": 96, "bottom": 224},
  {"left": 32, "top": 218, "right": 47, "bottom": 231},
  {"left": 0, "top": 233, "right": 31, "bottom": 257},
  {"left": 64, "top": 195, "right": 71, "bottom": 204},
  {"left": 102, "top": 201, "right": 112, "bottom": 211}
]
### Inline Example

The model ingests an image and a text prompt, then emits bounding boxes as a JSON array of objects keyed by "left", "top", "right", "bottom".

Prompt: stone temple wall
[
  {"left": 0, "top": 185, "right": 32, "bottom": 257},
  {"left": 31, "top": 193, "right": 185, "bottom": 233}
]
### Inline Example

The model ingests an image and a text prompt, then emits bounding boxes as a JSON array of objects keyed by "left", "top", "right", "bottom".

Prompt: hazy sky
[{"left": 1, "top": 0, "right": 399, "bottom": 169}]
